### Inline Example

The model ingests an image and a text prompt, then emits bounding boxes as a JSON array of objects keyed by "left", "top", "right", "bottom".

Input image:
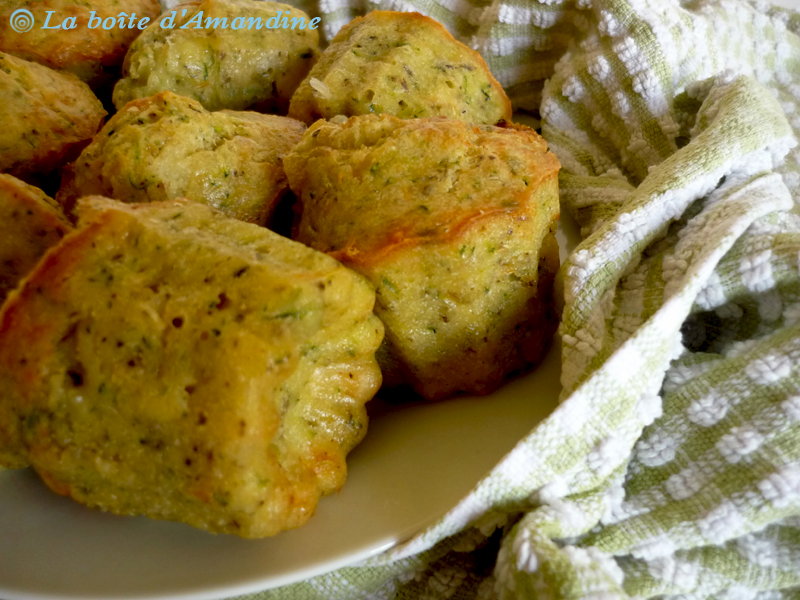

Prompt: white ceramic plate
[{"left": 0, "top": 182, "right": 579, "bottom": 600}]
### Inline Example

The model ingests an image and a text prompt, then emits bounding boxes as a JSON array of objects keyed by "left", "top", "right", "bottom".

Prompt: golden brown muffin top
[
  {"left": 284, "top": 114, "right": 560, "bottom": 266},
  {"left": 57, "top": 91, "right": 306, "bottom": 224},
  {"left": 113, "top": 0, "right": 319, "bottom": 112},
  {"left": 0, "top": 197, "right": 383, "bottom": 536},
  {"left": 288, "top": 11, "right": 512, "bottom": 125},
  {"left": 0, "top": 0, "right": 161, "bottom": 86},
  {"left": 0, "top": 52, "right": 106, "bottom": 181}
]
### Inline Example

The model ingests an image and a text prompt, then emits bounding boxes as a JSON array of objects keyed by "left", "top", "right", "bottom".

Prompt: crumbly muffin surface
[
  {"left": 285, "top": 114, "right": 560, "bottom": 399},
  {"left": 58, "top": 91, "right": 305, "bottom": 225},
  {"left": 0, "top": 52, "right": 106, "bottom": 182},
  {"left": 288, "top": 11, "right": 511, "bottom": 125},
  {"left": 114, "top": 0, "right": 319, "bottom": 112},
  {"left": 0, "top": 198, "right": 383, "bottom": 537},
  {"left": 0, "top": 174, "right": 71, "bottom": 305}
]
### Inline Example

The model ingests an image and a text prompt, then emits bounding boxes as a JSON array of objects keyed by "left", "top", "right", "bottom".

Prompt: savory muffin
[
  {"left": 0, "top": 52, "right": 106, "bottom": 183},
  {"left": 288, "top": 11, "right": 512, "bottom": 126},
  {"left": 57, "top": 92, "right": 306, "bottom": 225},
  {"left": 0, "top": 197, "right": 384, "bottom": 537},
  {"left": 285, "top": 114, "right": 560, "bottom": 400},
  {"left": 113, "top": 0, "right": 319, "bottom": 113},
  {"left": 0, "top": 174, "right": 72, "bottom": 305},
  {"left": 0, "top": 0, "right": 161, "bottom": 89}
]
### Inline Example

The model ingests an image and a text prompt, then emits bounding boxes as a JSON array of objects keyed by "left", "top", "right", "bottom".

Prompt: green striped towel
[{"left": 204, "top": 0, "right": 800, "bottom": 598}]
